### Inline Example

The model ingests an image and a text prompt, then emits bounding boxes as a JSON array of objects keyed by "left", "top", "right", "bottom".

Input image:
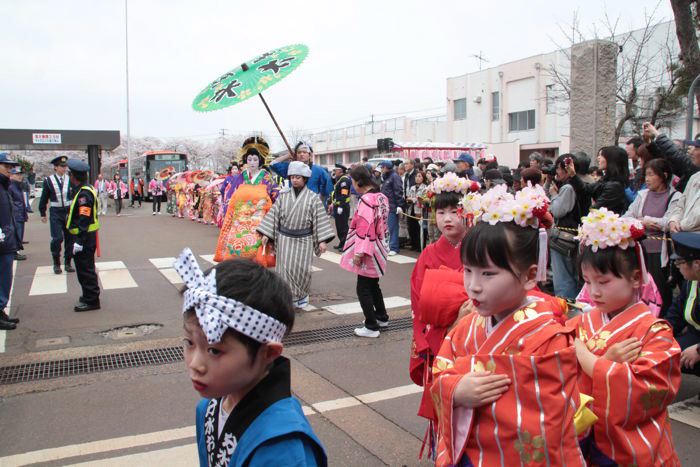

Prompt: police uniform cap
[
  {"left": 66, "top": 159, "right": 90, "bottom": 173},
  {"left": 334, "top": 163, "right": 347, "bottom": 171},
  {"left": 671, "top": 232, "right": 700, "bottom": 261},
  {"left": 51, "top": 156, "right": 68, "bottom": 166}
]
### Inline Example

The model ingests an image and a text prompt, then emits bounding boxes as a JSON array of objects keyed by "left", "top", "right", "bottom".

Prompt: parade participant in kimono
[
  {"left": 569, "top": 207, "right": 681, "bottom": 466},
  {"left": 257, "top": 162, "right": 335, "bottom": 309},
  {"left": 431, "top": 183, "right": 588, "bottom": 466},
  {"left": 666, "top": 232, "right": 700, "bottom": 376},
  {"left": 108, "top": 174, "right": 128, "bottom": 217},
  {"left": 220, "top": 163, "right": 240, "bottom": 221},
  {"left": 174, "top": 248, "right": 327, "bottom": 467},
  {"left": 409, "top": 173, "right": 472, "bottom": 426},
  {"left": 329, "top": 164, "right": 351, "bottom": 250},
  {"left": 148, "top": 176, "right": 165, "bottom": 215},
  {"left": 269, "top": 141, "right": 332, "bottom": 204},
  {"left": 214, "top": 142, "right": 279, "bottom": 262},
  {"left": 339, "top": 165, "right": 390, "bottom": 338}
]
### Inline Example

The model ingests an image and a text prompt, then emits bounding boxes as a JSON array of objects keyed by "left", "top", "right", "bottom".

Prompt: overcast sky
[{"left": 0, "top": 0, "right": 675, "bottom": 150}]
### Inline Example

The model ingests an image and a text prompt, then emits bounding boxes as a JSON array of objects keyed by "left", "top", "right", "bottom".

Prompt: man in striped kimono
[{"left": 258, "top": 162, "right": 335, "bottom": 309}]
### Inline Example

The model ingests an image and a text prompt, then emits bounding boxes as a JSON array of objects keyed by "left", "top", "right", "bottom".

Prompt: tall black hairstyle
[{"left": 184, "top": 259, "right": 295, "bottom": 362}]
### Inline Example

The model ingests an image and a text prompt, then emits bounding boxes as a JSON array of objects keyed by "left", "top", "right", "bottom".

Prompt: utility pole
[
  {"left": 124, "top": 0, "right": 132, "bottom": 183},
  {"left": 220, "top": 128, "right": 227, "bottom": 137}
]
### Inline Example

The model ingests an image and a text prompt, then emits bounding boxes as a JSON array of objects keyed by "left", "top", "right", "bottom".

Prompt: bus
[
  {"left": 110, "top": 159, "right": 129, "bottom": 181},
  {"left": 143, "top": 151, "right": 188, "bottom": 199}
]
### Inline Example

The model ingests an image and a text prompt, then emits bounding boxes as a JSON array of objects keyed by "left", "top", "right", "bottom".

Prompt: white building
[
  {"left": 310, "top": 115, "right": 447, "bottom": 166},
  {"left": 446, "top": 20, "right": 697, "bottom": 168}
]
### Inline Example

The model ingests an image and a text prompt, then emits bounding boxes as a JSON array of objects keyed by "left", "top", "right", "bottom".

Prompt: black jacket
[
  {"left": 381, "top": 170, "right": 405, "bottom": 210},
  {"left": 569, "top": 175, "right": 628, "bottom": 215},
  {"left": 9, "top": 180, "right": 28, "bottom": 223},
  {"left": 0, "top": 173, "right": 20, "bottom": 255},
  {"left": 649, "top": 134, "right": 699, "bottom": 193}
]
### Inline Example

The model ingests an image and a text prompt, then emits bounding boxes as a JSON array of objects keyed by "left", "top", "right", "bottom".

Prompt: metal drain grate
[{"left": 0, "top": 317, "right": 412, "bottom": 385}]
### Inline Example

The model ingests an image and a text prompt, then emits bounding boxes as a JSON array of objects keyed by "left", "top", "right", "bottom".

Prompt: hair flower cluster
[
  {"left": 429, "top": 172, "right": 477, "bottom": 195},
  {"left": 459, "top": 182, "right": 551, "bottom": 228},
  {"left": 577, "top": 208, "right": 645, "bottom": 252}
]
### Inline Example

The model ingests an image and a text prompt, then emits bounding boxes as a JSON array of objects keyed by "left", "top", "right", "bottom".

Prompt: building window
[
  {"left": 546, "top": 85, "right": 555, "bottom": 114},
  {"left": 348, "top": 151, "right": 360, "bottom": 163},
  {"left": 508, "top": 110, "right": 536, "bottom": 132},
  {"left": 454, "top": 98, "right": 467, "bottom": 120},
  {"left": 491, "top": 92, "right": 500, "bottom": 121},
  {"left": 334, "top": 153, "right": 344, "bottom": 164}
]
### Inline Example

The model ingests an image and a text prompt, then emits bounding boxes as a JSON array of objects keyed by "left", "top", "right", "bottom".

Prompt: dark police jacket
[
  {"left": 331, "top": 175, "right": 351, "bottom": 209},
  {"left": 67, "top": 184, "right": 99, "bottom": 246},
  {"left": 0, "top": 173, "right": 20, "bottom": 255},
  {"left": 39, "top": 173, "right": 73, "bottom": 216}
]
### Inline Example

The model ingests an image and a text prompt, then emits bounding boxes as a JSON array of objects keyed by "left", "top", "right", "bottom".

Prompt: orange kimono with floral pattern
[
  {"left": 567, "top": 302, "right": 681, "bottom": 466},
  {"left": 430, "top": 298, "right": 585, "bottom": 467}
]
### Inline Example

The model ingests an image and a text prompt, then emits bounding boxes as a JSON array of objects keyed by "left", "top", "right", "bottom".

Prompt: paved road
[{"left": 0, "top": 202, "right": 698, "bottom": 466}]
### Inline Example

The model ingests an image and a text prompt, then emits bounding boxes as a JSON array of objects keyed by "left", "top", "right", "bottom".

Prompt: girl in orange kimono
[
  {"left": 567, "top": 207, "right": 681, "bottom": 466},
  {"left": 431, "top": 184, "right": 587, "bottom": 466},
  {"left": 214, "top": 139, "right": 279, "bottom": 262}
]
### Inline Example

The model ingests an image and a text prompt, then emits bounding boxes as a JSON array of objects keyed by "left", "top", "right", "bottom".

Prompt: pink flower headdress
[
  {"left": 460, "top": 183, "right": 552, "bottom": 281},
  {"left": 576, "top": 208, "right": 649, "bottom": 283}
]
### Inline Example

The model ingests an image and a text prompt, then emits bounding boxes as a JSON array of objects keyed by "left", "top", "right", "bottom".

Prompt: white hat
[{"left": 288, "top": 161, "right": 312, "bottom": 178}]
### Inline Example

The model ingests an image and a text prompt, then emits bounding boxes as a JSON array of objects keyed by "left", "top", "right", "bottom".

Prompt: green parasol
[{"left": 192, "top": 44, "right": 309, "bottom": 153}]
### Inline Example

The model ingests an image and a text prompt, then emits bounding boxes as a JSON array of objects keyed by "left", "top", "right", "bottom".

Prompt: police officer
[
  {"left": 66, "top": 159, "right": 101, "bottom": 312},
  {"left": 39, "top": 156, "right": 75, "bottom": 274},
  {"left": 329, "top": 163, "right": 351, "bottom": 250},
  {"left": 666, "top": 232, "right": 700, "bottom": 376}
]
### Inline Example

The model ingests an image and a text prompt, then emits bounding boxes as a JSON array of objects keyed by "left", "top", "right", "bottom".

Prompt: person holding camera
[
  {"left": 566, "top": 146, "right": 629, "bottom": 215},
  {"left": 548, "top": 154, "right": 582, "bottom": 299}
]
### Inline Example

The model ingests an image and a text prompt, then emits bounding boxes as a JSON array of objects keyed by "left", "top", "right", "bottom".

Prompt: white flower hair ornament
[
  {"left": 173, "top": 248, "right": 287, "bottom": 344},
  {"left": 459, "top": 182, "right": 553, "bottom": 281},
  {"left": 576, "top": 208, "right": 649, "bottom": 284},
  {"left": 429, "top": 172, "right": 480, "bottom": 195}
]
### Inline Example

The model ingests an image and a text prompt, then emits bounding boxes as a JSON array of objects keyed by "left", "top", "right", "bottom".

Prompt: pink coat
[
  {"left": 340, "top": 191, "right": 389, "bottom": 278},
  {"left": 149, "top": 179, "right": 164, "bottom": 196},
  {"left": 108, "top": 181, "right": 129, "bottom": 198}
]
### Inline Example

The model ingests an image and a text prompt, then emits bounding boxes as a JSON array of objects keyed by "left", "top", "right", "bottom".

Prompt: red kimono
[
  {"left": 567, "top": 303, "right": 681, "bottom": 466},
  {"left": 431, "top": 298, "right": 585, "bottom": 467},
  {"left": 410, "top": 236, "right": 464, "bottom": 420}
]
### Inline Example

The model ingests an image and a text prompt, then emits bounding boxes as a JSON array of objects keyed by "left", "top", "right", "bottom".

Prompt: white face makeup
[{"left": 247, "top": 155, "right": 260, "bottom": 170}]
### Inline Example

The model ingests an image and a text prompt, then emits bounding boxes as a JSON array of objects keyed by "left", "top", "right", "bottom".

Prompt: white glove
[
  {"left": 0, "top": 227, "right": 4, "bottom": 243},
  {"left": 396, "top": 207, "right": 404, "bottom": 215},
  {"left": 336, "top": 207, "right": 343, "bottom": 215},
  {"left": 73, "top": 243, "right": 84, "bottom": 255}
]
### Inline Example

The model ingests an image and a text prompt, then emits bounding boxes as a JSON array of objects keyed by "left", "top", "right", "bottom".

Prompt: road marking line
[
  {"left": 0, "top": 383, "right": 421, "bottom": 464},
  {"left": 311, "top": 266, "right": 322, "bottom": 272},
  {"left": 65, "top": 444, "right": 197, "bottom": 467},
  {"left": 199, "top": 254, "right": 217, "bottom": 264},
  {"left": 312, "top": 396, "right": 361, "bottom": 413},
  {"left": 148, "top": 257, "right": 176, "bottom": 269},
  {"left": 159, "top": 268, "right": 184, "bottom": 285},
  {"left": 96, "top": 262, "right": 137, "bottom": 290},
  {"left": 318, "top": 251, "right": 342, "bottom": 264},
  {"left": 668, "top": 396, "right": 700, "bottom": 429},
  {"left": 324, "top": 296, "right": 411, "bottom": 315},
  {"left": 0, "top": 426, "right": 194, "bottom": 466},
  {"left": 301, "top": 304, "right": 318, "bottom": 311},
  {"left": 95, "top": 261, "right": 128, "bottom": 271},
  {"left": 356, "top": 384, "right": 423, "bottom": 404},
  {"left": 0, "top": 261, "right": 18, "bottom": 353},
  {"left": 28, "top": 266, "right": 68, "bottom": 296},
  {"left": 387, "top": 254, "right": 417, "bottom": 264}
]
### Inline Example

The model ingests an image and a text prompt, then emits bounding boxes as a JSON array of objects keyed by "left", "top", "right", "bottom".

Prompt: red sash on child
[{"left": 567, "top": 303, "right": 681, "bottom": 466}]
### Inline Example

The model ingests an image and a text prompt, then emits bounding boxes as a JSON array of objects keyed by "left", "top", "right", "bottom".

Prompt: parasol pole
[{"left": 240, "top": 63, "right": 295, "bottom": 155}]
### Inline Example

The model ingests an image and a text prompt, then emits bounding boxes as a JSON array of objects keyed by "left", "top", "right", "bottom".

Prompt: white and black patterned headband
[{"left": 174, "top": 248, "right": 287, "bottom": 344}]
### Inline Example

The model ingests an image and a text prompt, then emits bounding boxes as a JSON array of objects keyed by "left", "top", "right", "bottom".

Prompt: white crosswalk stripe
[
  {"left": 199, "top": 254, "right": 217, "bottom": 264},
  {"left": 28, "top": 266, "right": 68, "bottom": 296},
  {"left": 323, "top": 296, "right": 411, "bottom": 315},
  {"left": 148, "top": 257, "right": 176, "bottom": 269},
  {"left": 96, "top": 261, "right": 137, "bottom": 290},
  {"left": 318, "top": 251, "right": 416, "bottom": 266}
]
